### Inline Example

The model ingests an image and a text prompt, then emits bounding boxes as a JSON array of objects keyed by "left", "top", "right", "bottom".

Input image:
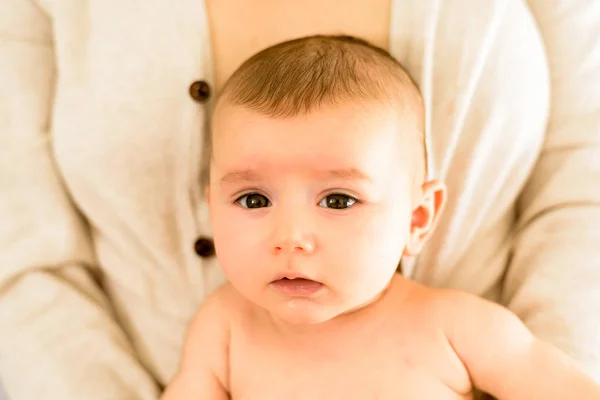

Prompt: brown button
[
  {"left": 194, "top": 237, "right": 215, "bottom": 257},
  {"left": 189, "top": 80, "right": 211, "bottom": 102}
]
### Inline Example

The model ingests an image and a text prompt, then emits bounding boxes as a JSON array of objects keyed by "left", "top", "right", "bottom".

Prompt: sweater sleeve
[
  {"left": 502, "top": 0, "right": 600, "bottom": 380},
  {"left": 0, "top": 1, "right": 160, "bottom": 398}
]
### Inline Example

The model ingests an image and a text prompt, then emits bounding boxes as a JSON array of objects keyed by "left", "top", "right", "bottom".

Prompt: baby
[{"left": 162, "top": 35, "right": 600, "bottom": 399}]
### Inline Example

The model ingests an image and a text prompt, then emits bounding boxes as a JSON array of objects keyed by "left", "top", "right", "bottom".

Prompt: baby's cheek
[
  {"left": 354, "top": 220, "right": 405, "bottom": 282},
  {"left": 211, "top": 212, "right": 244, "bottom": 272},
  {"left": 213, "top": 217, "right": 267, "bottom": 288},
  {"left": 213, "top": 238, "right": 239, "bottom": 278}
]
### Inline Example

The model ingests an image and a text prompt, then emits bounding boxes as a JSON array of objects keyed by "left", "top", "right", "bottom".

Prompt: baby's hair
[{"left": 212, "top": 34, "right": 427, "bottom": 179}]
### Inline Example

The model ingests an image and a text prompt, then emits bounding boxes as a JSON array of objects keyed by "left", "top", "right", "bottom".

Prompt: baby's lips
[
  {"left": 269, "top": 277, "right": 324, "bottom": 297},
  {"left": 271, "top": 272, "right": 315, "bottom": 282}
]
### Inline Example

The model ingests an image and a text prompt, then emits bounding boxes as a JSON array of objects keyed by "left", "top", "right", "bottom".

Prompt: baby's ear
[{"left": 403, "top": 180, "right": 447, "bottom": 257}]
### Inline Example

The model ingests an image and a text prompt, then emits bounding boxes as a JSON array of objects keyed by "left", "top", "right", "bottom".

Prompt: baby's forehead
[
  {"left": 214, "top": 104, "right": 413, "bottom": 160},
  {"left": 213, "top": 100, "right": 422, "bottom": 150},
  {"left": 211, "top": 103, "right": 423, "bottom": 181},
  {"left": 224, "top": 102, "right": 418, "bottom": 148}
]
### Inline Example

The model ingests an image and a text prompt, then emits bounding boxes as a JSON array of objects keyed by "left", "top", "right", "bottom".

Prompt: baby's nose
[
  {"left": 273, "top": 235, "right": 315, "bottom": 255},
  {"left": 271, "top": 204, "right": 316, "bottom": 255}
]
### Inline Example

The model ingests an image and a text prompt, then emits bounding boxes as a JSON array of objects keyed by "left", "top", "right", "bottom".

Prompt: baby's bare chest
[{"left": 227, "top": 322, "right": 472, "bottom": 400}]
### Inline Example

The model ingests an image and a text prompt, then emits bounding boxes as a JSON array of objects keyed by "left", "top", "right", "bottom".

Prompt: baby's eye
[
  {"left": 318, "top": 194, "right": 358, "bottom": 210},
  {"left": 236, "top": 193, "right": 271, "bottom": 209}
]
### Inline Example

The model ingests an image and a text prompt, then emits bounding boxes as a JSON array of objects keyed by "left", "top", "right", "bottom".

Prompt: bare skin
[
  {"left": 223, "top": 275, "right": 472, "bottom": 400},
  {"left": 206, "top": 0, "right": 392, "bottom": 91},
  {"left": 164, "top": 275, "right": 472, "bottom": 400},
  {"left": 163, "top": 273, "right": 600, "bottom": 400}
]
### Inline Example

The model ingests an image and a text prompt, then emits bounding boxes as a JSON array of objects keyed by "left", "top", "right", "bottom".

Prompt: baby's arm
[
  {"left": 441, "top": 290, "right": 600, "bottom": 399},
  {"left": 161, "top": 286, "right": 231, "bottom": 400}
]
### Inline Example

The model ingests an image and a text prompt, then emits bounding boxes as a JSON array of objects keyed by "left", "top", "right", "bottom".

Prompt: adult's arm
[
  {"left": 502, "top": 0, "right": 600, "bottom": 380},
  {"left": 0, "top": 1, "right": 160, "bottom": 398}
]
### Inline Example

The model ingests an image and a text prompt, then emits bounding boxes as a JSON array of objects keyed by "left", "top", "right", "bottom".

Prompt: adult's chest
[{"left": 205, "top": 0, "right": 392, "bottom": 91}]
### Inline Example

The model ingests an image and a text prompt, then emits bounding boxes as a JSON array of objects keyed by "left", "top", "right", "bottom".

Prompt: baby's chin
[
  {"left": 264, "top": 288, "right": 391, "bottom": 328},
  {"left": 267, "top": 299, "right": 346, "bottom": 326}
]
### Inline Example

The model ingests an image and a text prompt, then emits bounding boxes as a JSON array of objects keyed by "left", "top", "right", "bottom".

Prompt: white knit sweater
[{"left": 1, "top": 0, "right": 600, "bottom": 399}]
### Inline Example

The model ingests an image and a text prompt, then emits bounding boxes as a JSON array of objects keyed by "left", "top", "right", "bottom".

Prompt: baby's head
[{"left": 208, "top": 35, "right": 446, "bottom": 325}]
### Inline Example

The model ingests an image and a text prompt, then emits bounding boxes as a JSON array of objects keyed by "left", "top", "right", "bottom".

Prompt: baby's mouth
[{"left": 270, "top": 277, "right": 324, "bottom": 297}]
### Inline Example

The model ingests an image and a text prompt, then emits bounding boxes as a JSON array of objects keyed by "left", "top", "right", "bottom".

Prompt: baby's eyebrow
[
  {"left": 324, "top": 168, "right": 371, "bottom": 181},
  {"left": 218, "top": 167, "right": 371, "bottom": 185},
  {"left": 219, "top": 169, "right": 262, "bottom": 185}
]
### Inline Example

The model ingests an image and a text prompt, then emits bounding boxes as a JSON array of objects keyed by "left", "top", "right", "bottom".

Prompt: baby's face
[{"left": 209, "top": 102, "right": 417, "bottom": 325}]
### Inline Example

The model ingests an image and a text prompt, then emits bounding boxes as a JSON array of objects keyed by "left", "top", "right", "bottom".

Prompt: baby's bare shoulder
[
  {"left": 406, "top": 281, "right": 493, "bottom": 313},
  {"left": 399, "top": 280, "right": 511, "bottom": 333},
  {"left": 195, "top": 282, "right": 253, "bottom": 324},
  {"left": 408, "top": 282, "right": 522, "bottom": 344},
  {"left": 175, "top": 284, "right": 241, "bottom": 394}
]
